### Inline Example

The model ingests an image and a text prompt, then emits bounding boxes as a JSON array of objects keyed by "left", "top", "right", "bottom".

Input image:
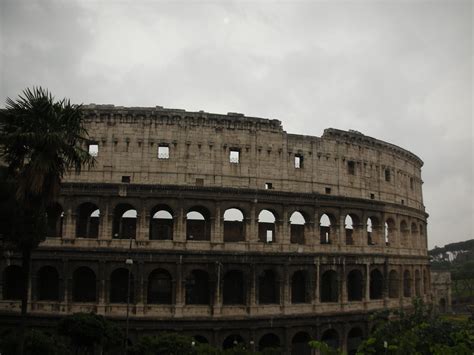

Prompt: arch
[
  {"left": 258, "top": 333, "right": 280, "bottom": 352},
  {"left": 345, "top": 215, "right": 355, "bottom": 245},
  {"left": 388, "top": 270, "right": 399, "bottom": 298},
  {"left": 291, "top": 270, "right": 308, "bottom": 304},
  {"left": 223, "top": 334, "right": 244, "bottom": 350},
  {"left": 147, "top": 269, "right": 172, "bottom": 304},
  {"left": 291, "top": 332, "right": 311, "bottom": 355},
  {"left": 369, "top": 269, "right": 384, "bottom": 300},
  {"left": 258, "top": 209, "right": 276, "bottom": 243},
  {"left": 403, "top": 270, "right": 411, "bottom": 297},
  {"left": 411, "top": 222, "right": 418, "bottom": 234},
  {"left": 223, "top": 208, "right": 245, "bottom": 242},
  {"left": 46, "top": 203, "right": 64, "bottom": 238},
  {"left": 223, "top": 270, "right": 245, "bottom": 305},
  {"left": 385, "top": 218, "right": 395, "bottom": 246},
  {"left": 258, "top": 269, "right": 279, "bottom": 304},
  {"left": 415, "top": 269, "right": 421, "bottom": 297},
  {"left": 400, "top": 220, "right": 409, "bottom": 247},
  {"left": 112, "top": 204, "right": 137, "bottom": 239},
  {"left": 150, "top": 205, "right": 174, "bottom": 240},
  {"left": 186, "top": 207, "right": 210, "bottom": 241},
  {"left": 76, "top": 203, "right": 100, "bottom": 238},
  {"left": 347, "top": 269, "right": 364, "bottom": 301},
  {"left": 321, "top": 329, "right": 339, "bottom": 350},
  {"left": 367, "top": 217, "right": 374, "bottom": 245},
  {"left": 185, "top": 270, "right": 210, "bottom": 305},
  {"left": 72, "top": 267, "right": 96, "bottom": 302},
  {"left": 37, "top": 266, "right": 59, "bottom": 301},
  {"left": 439, "top": 298, "right": 447, "bottom": 313},
  {"left": 3, "top": 265, "right": 23, "bottom": 300},
  {"left": 320, "top": 270, "right": 338, "bottom": 302},
  {"left": 320, "top": 214, "right": 332, "bottom": 244},
  {"left": 110, "top": 268, "right": 134, "bottom": 303},
  {"left": 290, "top": 211, "right": 306, "bottom": 244},
  {"left": 347, "top": 327, "right": 364, "bottom": 355}
]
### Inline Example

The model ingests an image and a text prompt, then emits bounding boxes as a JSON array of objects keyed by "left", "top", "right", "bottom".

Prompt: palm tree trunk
[{"left": 19, "top": 248, "right": 31, "bottom": 355}]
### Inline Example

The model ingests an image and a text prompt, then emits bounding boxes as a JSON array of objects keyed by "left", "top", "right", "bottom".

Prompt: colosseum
[{"left": 0, "top": 105, "right": 430, "bottom": 354}]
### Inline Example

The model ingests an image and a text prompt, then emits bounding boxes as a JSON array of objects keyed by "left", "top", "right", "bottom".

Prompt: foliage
[
  {"left": 309, "top": 340, "right": 344, "bottom": 355},
  {"left": 0, "top": 329, "right": 67, "bottom": 355},
  {"left": 57, "top": 313, "right": 122, "bottom": 355},
  {"left": 357, "top": 299, "right": 474, "bottom": 355},
  {"left": 130, "top": 333, "right": 198, "bottom": 355}
]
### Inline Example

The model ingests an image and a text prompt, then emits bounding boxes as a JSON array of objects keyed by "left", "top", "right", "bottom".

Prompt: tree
[{"left": 0, "top": 87, "right": 94, "bottom": 354}]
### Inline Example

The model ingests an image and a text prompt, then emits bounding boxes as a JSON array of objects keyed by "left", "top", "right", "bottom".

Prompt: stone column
[
  {"left": 249, "top": 264, "right": 257, "bottom": 313},
  {"left": 282, "top": 264, "right": 290, "bottom": 311},
  {"left": 174, "top": 259, "right": 184, "bottom": 317},
  {"left": 213, "top": 262, "right": 222, "bottom": 315},
  {"left": 99, "top": 202, "right": 111, "bottom": 240},
  {"left": 137, "top": 205, "right": 147, "bottom": 241},
  {"left": 97, "top": 261, "right": 106, "bottom": 315},
  {"left": 281, "top": 207, "right": 290, "bottom": 245},
  {"left": 249, "top": 203, "right": 258, "bottom": 243},
  {"left": 175, "top": 204, "right": 186, "bottom": 243},
  {"left": 212, "top": 204, "right": 223, "bottom": 243}
]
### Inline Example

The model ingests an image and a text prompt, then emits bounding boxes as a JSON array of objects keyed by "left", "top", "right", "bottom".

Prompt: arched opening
[
  {"left": 291, "top": 270, "right": 308, "bottom": 304},
  {"left": 411, "top": 222, "right": 419, "bottom": 248},
  {"left": 321, "top": 329, "right": 339, "bottom": 350},
  {"left": 3, "top": 265, "right": 23, "bottom": 300},
  {"left": 347, "top": 269, "right": 364, "bottom": 301},
  {"left": 112, "top": 204, "right": 137, "bottom": 239},
  {"left": 345, "top": 215, "right": 354, "bottom": 245},
  {"left": 347, "top": 327, "right": 363, "bottom": 355},
  {"left": 403, "top": 270, "right": 411, "bottom": 297},
  {"left": 258, "top": 210, "right": 276, "bottom": 243},
  {"left": 291, "top": 332, "right": 311, "bottom": 355},
  {"left": 76, "top": 203, "right": 100, "bottom": 238},
  {"left": 258, "top": 333, "right": 280, "bottom": 352},
  {"left": 388, "top": 270, "right": 399, "bottom": 298},
  {"left": 185, "top": 270, "right": 210, "bottom": 305},
  {"left": 147, "top": 269, "right": 172, "bottom": 304},
  {"left": 46, "top": 203, "right": 64, "bottom": 238},
  {"left": 37, "top": 266, "right": 59, "bottom": 301},
  {"left": 72, "top": 267, "right": 96, "bottom": 302},
  {"left": 223, "top": 208, "right": 245, "bottom": 242},
  {"left": 367, "top": 218, "right": 374, "bottom": 245},
  {"left": 223, "top": 270, "right": 245, "bottom": 305},
  {"left": 321, "top": 270, "right": 338, "bottom": 302},
  {"left": 415, "top": 269, "right": 421, "bottom": 297},
  {"left": 258, "top": 270, "right": 279, "bottom": 304},
  {"left": 369, "top": 269, "right": 383, "bottom": 300},
  {"left": 320, "top": 214, "right": 331, "bottom": 244},
  {"left": 290, "top": 211, "right": 306, "bottom": 244},
  {"left": 150, "top": 206, "right": 173, "bottom": 240},
  {"left": 223, "top": 334, "right": 245, "bottom": 350},
  {"left": 400, "top": 220, "right": 408, "bottom": 247},
  {"left": 385, "top": 219, "right": 395, "bottom": 246},
  {"left": 193, "top": 335, "right": 209, "bottom": 344},
  {"left": 439, "top": 298, "right": 447, "bottom": 313},
  {"left": 186, "top": 207, "right": 210, "bottom": 241},
  {"left": 110, "top": 268, "right": 134, "bottom": 303}
]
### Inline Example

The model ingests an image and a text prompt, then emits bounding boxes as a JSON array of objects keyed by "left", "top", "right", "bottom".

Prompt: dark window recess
[
  {"left": 121, "top": 176, "right": 131, "bottom": 183},
  {"left": 348, "top": 161, "right": 355, "bottom": 175},
  {"left": 325, "top": 187, "right": 331, "bottom": 194},
  {"left": 385, "top": 169, "right": 391, "bottom": 182},
  {"left": 410, "top": 177, "right": 414, "bottom": 189},
  {"left": 195, "top": 178, "right": 204, "bottom": 186},
  {"left": 370, "top": 193, "right": 375, "bottom": 200},
  {"left": 294, "top": 155, "right": 303, "bottom": 168},
  {"left": 265, "top": 183, "right": 273, "bottom": 190},
  {"left": 401, "top": 199, "right": 405, "bottom": 205}
]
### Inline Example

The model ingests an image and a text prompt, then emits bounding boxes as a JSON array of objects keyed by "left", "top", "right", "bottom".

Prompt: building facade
[{"left": 0, "top": 105, "right": 430, "bottom": 354}]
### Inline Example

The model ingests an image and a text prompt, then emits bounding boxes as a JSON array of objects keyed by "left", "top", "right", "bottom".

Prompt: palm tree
[{"left": 0, "top": 87, "right": 94, "bottom": 353}]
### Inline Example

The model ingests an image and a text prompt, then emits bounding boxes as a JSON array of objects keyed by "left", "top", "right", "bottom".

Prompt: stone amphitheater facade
[{"left": 0, "top": 105, "right": 430, "bottom": 354}]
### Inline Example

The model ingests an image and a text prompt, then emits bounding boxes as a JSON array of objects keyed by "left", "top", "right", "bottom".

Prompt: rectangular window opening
[
  {"left": 370, "top": 193, "right": 375, "bottom": 200},
  {"left": 266, "top": 230, "right": 273, "bottom": 243},
  {"left": 195, "top": 178, "right": 204, "bottom": 186},
  {"left": 121, "top": 176, "right": 131, "bottom": 183},
  {"left": 348, "top": 161, "right": 355, "bottom": 175},
  {"left": 295, "top": 155, "right": 303, "bottom": 169},
  {"left": 265, "top": 182, "right": 273, "bottom": 190},
  {"left": 410, "top": 177, "right": 414, "bottom": 190},
  {"left": 88, "top": 143, "right": 99, "bottom": 157},
  {"left": 385, "top": 169, "right": 391, "bottom": 182},
  {"left": 158, "top": 145, "right": 170, "bottom": 159},
  {"left": 229, "top": 149, "right": 240, "bottom": 163},
  {"left": 325, "top": 187, "right": 331, "bottom": 194}
]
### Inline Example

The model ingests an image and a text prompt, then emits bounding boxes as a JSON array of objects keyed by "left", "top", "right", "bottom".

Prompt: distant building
[{"left": 431, "top": 271, "right": 452, "bottom": 313}]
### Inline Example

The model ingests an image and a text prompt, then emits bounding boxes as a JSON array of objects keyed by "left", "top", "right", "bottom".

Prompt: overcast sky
[{"left": 1, "top": 0, "right": 472, "bottom": 249}]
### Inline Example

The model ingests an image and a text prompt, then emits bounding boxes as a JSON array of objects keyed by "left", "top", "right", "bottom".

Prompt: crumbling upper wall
[{"left": 67, "top": 105, "right": 425, "bottom": 211}]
